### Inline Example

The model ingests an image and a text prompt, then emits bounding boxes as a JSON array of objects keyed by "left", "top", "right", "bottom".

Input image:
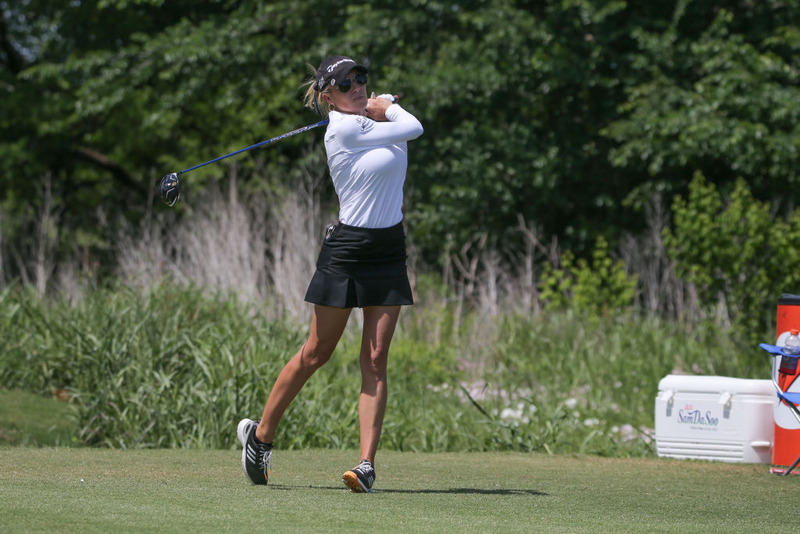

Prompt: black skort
[{"left": 304, "top": 221, "right": 414, "bottom": 309}]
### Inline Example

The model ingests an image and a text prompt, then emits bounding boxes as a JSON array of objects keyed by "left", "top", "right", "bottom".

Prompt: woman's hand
[{"left": 365, "top": 95, "right": 394, "bottom": 121}]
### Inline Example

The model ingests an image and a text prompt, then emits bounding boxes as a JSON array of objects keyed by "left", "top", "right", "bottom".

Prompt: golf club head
[{"left": 160, "top": 173, "right": 180, "bottom": 207}]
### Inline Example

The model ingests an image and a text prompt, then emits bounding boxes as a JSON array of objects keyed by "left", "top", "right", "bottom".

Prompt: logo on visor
[{"left": 326, "top": 58, "right": 355, "bottom": 73}]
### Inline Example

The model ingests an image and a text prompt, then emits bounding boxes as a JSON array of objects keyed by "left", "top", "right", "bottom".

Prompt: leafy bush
[
  {"left": 540, "top": 236, "right": 638, "bottom": 319},
  {"left": 664, "top": 172, "right": 800, "bottom": 341}
]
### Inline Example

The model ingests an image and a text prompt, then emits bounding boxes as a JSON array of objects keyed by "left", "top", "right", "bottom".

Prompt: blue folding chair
[{"left": 759, "top": 343, "right": 800, "bottom": 476}]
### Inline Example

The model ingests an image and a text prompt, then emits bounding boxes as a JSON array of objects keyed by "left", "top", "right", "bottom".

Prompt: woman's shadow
[{"left": 269, "top": 485, "right": 547, "bottom": 496}]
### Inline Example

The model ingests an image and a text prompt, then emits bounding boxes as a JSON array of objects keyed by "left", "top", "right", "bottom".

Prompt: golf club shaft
[{"left": 178, "top": 119, "right": 330, "bottom": 175}]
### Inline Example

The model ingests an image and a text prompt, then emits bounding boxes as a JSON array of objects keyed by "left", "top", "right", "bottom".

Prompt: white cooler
[{"left": 655, "top": 375, "right": 774, "bottom": 463}]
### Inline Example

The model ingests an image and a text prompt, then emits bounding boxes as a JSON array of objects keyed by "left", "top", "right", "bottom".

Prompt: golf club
[
  {"left": 159, "top": 118, "right": 330, "bottom": 207},
  {"left": 159, "top": 94, "right": 399, "bottom": 207}
]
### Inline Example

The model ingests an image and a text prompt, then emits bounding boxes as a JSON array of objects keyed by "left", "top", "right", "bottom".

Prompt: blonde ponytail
[{"left": 301, "top": 66, "right": 332, "bottom": 118}]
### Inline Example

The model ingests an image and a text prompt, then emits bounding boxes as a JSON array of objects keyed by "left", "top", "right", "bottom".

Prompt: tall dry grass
[
  {"left": 0, "top": 170, "right": 709, "bottom": 333},
  {"left": 3, "top": 174, "right": 61, "bottom": 296},
  {"left": 618, "top": 195, "right": 700, "bottom": 323},
  {"left": 112, "top": 168, "right": 328, "bottom": 323}
]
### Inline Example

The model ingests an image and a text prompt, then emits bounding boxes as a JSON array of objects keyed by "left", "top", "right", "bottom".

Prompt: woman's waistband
[{"left": 331, "top": 221, "right": 405, "bottom": 236}]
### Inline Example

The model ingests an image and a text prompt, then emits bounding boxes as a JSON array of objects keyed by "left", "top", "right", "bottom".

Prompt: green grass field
[
  {"left": 2, "top": 286, "right": 795, "bottom": 531},
  {"left": 1, "top": 448, "right": 797, "bottom": 533},
  {"left": 0, "top": 389, "right": 77, "bottom": 447}
]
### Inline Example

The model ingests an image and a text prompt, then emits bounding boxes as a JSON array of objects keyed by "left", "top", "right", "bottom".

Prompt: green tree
[
  {"left": 1, "top": 0, "right": 242, "bottom": 281},
  {"left": 605, "top": 3, "right": 800, "bottom": 209},
  {"left": 4, "top": 0, "right": 800, "bottom": 295}
]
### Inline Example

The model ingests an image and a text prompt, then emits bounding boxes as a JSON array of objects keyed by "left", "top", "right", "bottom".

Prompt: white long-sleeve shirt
[{"left": 324, "top": 104, "right": 423, "bottom": 228}]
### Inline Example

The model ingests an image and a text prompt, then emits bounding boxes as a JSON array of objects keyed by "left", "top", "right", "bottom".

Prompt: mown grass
[
  {"left": 0, "top": 283, "right": 769, "bottom": 455},
  {"left": 0, "top": 448, "right": 797, "bottom": 533},
  {"left": 0, "top": 389, "right": 77, "bottom": 446}
]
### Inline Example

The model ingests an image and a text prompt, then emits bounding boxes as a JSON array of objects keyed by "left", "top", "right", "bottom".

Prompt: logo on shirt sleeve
[{"left": 355, "top": 116, "right": 373, "bottom": 133}]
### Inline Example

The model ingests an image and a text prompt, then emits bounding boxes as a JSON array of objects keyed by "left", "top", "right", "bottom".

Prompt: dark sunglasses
[{"left": 336, "top": 73, "right": 368, "bottom": 93}]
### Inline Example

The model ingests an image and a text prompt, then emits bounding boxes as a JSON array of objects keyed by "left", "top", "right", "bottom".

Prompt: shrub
[
  {"left": 664, "top": 172, "right": 800, "bottom": 342},
  {"left": 540, "top": 236, "right": 638, "bottom": 319}
]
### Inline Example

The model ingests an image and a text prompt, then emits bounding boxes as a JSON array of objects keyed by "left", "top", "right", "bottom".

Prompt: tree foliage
[
  {"left": 605, "top": 2, "right": 800, "bottom": 207},
  {"left": 2, "top": 0, "right": 800, "bottom": 311}
]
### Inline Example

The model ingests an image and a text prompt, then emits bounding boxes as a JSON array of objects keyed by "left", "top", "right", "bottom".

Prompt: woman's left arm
[{"left": 338, "top": 103, "right": 423, "bottom": 149}]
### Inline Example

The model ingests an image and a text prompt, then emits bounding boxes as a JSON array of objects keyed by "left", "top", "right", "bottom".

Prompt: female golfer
[{"left": 237, "top": 55, "right": 423, "bottom": 493}]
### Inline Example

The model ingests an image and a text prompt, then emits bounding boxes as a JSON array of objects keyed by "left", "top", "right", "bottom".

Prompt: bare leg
[
  {"left": 256, "top": 305, "right": 351, "bottom": 443},
  {"left": 358, "top": 305, "right": 401, "bottom": 463}
]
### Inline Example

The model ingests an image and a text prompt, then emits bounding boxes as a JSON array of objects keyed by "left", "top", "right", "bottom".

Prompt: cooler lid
[
  {"left": 778, "top": 293, "right": 800, "bottom": 305},
  {"left": 657, "top": 375, "right": 773, "bottom": 395}
]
